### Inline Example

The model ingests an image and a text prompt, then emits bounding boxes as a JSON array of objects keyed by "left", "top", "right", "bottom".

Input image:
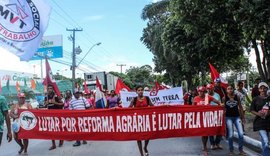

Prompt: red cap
[
  {"left": 18, "top": 93, "right": 26, "bottom": 98},
  {"left": 206, "top": 84, "right": 214, "bottom": 90},
  {"left": 197, "top": 86, "right": 206, "bottom": 92}
]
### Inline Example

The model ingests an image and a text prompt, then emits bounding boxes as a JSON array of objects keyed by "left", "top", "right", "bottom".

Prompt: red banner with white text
[{"left": 18, "top": 106, "right": 225, "bottom": 140}]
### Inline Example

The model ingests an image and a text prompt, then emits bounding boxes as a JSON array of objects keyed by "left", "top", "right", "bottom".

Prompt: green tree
[
  {"left": 233, "top": 0, "right": 270, "bottom": 81},
  {"left": 141, "top": 0, "right": 184, "bottom": 86},
  {"left": 141, "top": 0, "right": 251, "bottom": 88},
  {"left": 125, "top": 65, "right": 155, "bottom": 88}
]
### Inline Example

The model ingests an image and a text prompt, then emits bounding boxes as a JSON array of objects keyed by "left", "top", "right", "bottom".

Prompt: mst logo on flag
[{"left": 0, "top": 0, "right": 51, "bottom": 61}]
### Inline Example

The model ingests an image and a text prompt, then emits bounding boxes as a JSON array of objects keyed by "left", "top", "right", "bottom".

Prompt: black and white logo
[
  {"left": 19, "top": 111, "right": 37, "bottom": 130},
  {"left": 0, "top": 0, "right": 41, "bottom": 42}
]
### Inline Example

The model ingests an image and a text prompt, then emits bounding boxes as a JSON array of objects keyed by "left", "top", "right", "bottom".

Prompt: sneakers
[{"left": 73, "top": 142, "right": 81, "bottom": 147}]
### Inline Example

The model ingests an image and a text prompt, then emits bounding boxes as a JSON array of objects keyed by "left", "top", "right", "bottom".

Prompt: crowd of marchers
[
  {"left": 183, "top": 78, "right": 270, "bottom": 156},
  {"left": 0, "top": 78, "right": 269, "bottom": 156}
]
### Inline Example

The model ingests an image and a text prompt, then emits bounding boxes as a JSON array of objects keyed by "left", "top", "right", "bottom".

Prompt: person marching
[
  {"left": 10, "top": 93, "right": 32, "bottom": 155},
  {"left": 206, "top": 84, "right": 223, "bottom": 150},
  {"left": 250, "top": 82, "right": 270, "bottom": 156},
  {"left": 214, "top": 78, "right": 226, "bottom": 100},
  {"left": 69, "top": 89, "right": 91, "bottom": 147},
  {"left": 44, "top": 84, "right": 64, "bottom": 150},
  {"left": 0, "top": 95, "right": 12, "bottom": 147},
  {"left": 129, "top": 86, "right": 154, "bottom": 156},
  {"left": 193, "top": 86, "right": 221, "bottom": 154},
  {"left": 235, "top": 81, "right": 251, "bottom": 135},
  {"left": 223, "top": 85, "right": 246, "bottom": 156},
  {"left": 107, "top": 90, "right": 122, "bottom": 108},
  {"left": 63, "top": 90, "right": 72, "bottom": 110}
]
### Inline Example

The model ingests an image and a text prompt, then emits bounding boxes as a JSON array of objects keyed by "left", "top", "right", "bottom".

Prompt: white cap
[
  {"left": 258, "top": 82, "right": 269, "bottom": 88},
  {"left": 144, "top": 87, "right": 150, "bottom": 91}
]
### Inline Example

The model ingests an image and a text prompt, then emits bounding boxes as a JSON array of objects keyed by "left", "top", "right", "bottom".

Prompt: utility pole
[
  {"left": 66, "top": 28, "right": 83, "bottom": 92},
  {"left": 117, "top": 64, "right": 126, "bottom": 74}
]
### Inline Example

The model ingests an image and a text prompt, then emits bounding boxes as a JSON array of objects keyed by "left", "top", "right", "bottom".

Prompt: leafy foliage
[{"left": 141, "top": 0, "right": 252, "bottom": 87}]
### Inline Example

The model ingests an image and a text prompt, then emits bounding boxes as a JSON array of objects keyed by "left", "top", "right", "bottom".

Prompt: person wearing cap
[
  {"left": 235, "top": 81, "right": 251, "bottom": 135},
  {"left": 206, "top": 84, "right": 223, "bottom": 150},
  {"left": 44, "top": 84, "right": 64, "bottom": 150},
  {"left": 252, "top": 78, "right": 261, "bottom": 99},
  {"left": 214, "top": 78, "right": 227, "bottom": 100},
  {"left": 69, "top": 88, "right": 91, "bottom": 147},
  {"left": 223, "top": 84, "right": 246, "bottom": 156},
  {"left": 10, "top": 93, "right": 32, "bottom": 155},
  {"left": 193, "top": 86, "right": 221, "bottom": 153},
  {"left": 0, "top": 95, "right": 12, "bottom": 147},
  {"left": 250, "top": 82, "right": 270, "bottom": 156}
]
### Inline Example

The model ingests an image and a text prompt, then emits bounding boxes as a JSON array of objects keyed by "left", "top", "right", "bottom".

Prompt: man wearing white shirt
[{"left": 69, "top": 89, "right": 91, "bottom": 146}]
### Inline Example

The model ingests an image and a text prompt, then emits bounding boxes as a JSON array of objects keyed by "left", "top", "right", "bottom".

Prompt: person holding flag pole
[{"left": 43, "top": 59, "right": 64, "bottom": 150}]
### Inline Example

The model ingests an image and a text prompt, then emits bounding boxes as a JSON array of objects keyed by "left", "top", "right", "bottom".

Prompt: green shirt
[{"left": 0, "top": 96, "right": 8, "bottom": 132}]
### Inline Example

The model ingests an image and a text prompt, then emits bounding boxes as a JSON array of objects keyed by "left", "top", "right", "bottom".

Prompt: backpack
[{"left": 133, "top": 96, "right": 150, "bottom": 107}]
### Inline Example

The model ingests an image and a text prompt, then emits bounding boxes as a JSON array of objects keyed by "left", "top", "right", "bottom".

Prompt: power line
[
  {"left": 49, "top": 0, "right": 118, "bottom": 69},
  {"left": 50, "top": 0, "right": 81, "bottom": 28}
]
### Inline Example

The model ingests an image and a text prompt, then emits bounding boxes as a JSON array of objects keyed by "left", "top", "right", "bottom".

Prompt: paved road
[{"left": 1, "top": 129, "right": 259, "bottom": 156}]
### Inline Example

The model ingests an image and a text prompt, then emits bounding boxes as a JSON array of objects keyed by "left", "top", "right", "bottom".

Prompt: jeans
[
  {"left": 226, "top": 116, "right": 244, "bottom": 152},
  {"left": 259, "top": 130, "right": 270, "bottom": 156},
  {"left": 209, "top": 135, "right": 222, "bottom": 145}
]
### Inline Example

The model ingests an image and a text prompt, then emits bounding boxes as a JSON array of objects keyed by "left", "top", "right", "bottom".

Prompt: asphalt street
[{"left": 0, "top": 126, "right": 260, "bottom": 156}]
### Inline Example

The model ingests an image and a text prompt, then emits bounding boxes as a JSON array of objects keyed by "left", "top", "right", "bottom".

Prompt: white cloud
[{"left": 0, "top": 47, "right": 34, "bottom": 73}]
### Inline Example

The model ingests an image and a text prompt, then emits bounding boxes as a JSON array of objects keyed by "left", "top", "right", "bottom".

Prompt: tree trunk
[
  {"left": 264, "top": 37, "right": 270, "bottom": 80},
  {"left": 168, "top": 72, "right": 176, "bottom": 87},
  {"left": 261, "top": 40, "right": 269, "bottom": 79},
  {"left": 187, "top": 72, "right": 193, "bottom": 90},
  {"left": 252, "top": 39, "right": 266, "bottom": 80}
]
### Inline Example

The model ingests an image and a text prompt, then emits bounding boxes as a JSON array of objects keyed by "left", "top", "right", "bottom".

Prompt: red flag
[
  {"left": 154, "top": 81, "right": 168, "bottom": 90},
  {"left": 84, "top": 81, "right": 90, "bottom": 94},
  {"left": 115, "top": 78, "right": 131, "bottom": 94},
  {"left": 43, "top": 58, "right": 61, "bottom": 98},
  {"left": 0, "top": 79, "right": 2, "bottom": 93},
  {"left": 16, "top": 81, "right": 20, "bottom": 93},
  {"left": 208, "top": 63, "right": 228, "bottom": 88},
  {"left": 31, "top": 79, "right": 36, "bottom": 90},
  {"left": 96, "top": 76, "right": 103, "bottom": 91}
]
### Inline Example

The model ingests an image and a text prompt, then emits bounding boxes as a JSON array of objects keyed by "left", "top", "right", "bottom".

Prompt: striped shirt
[{"left": 69, "top": 97, "right": 90, "bottom": 110}]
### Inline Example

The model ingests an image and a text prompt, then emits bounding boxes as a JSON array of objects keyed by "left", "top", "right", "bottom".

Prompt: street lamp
[{"left": 77, "top": 42, "right": 101, "bottom": 67}]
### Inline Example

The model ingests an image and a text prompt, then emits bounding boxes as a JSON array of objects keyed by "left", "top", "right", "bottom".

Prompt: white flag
[{"left": 0, "top": 0, "right": 51, "bottom": 61}]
